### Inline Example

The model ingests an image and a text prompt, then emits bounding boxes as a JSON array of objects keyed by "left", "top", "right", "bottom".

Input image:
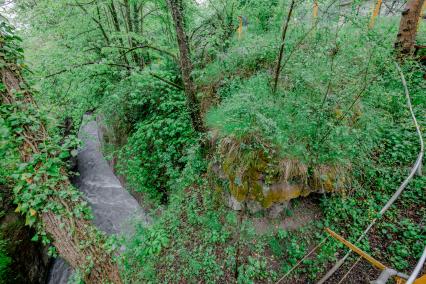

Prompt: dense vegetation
[{"left": 0, "top": 0, "right": 425, "bottom": 283}]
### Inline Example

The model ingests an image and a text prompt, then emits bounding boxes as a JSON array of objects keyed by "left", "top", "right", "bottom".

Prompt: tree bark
[
  {"left": 108, "top": 0, "right": 131, "bottom": 67},
  {"left": 167, "top": 0, "right": 205, "bottom": 132},
  {"left": 395, "top": 0, "right": 425, "bottom": 57},
  {"left": 123, "top": 0, "right": 141, "bottom": 66},
  {"left": 0, "top": 34, "right": 122, "bottom": 284},
  {"left": 272, "top": 0, "right": 295, "bottom": 93},
  {"left": 75, "top": 1, "right": 110, "bottom": 45}
]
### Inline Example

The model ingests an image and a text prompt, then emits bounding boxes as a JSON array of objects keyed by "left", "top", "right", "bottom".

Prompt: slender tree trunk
[
  {"left": 0, "top": 36, "right": 122, "bottom": 284},
  {"left": 123, "top": 0, "right": 140, "bottom": 66},
  {"left": 140, "top": 4, "right": 145, "bottom": 35},
  {"left": 167, "top": 0, "right": 205, "bottom": 132},
  {"left": 75, "top": 1, "right": 110, "bottom": 45},
  {"left": 109, "top": 1, "right": 121, "bottom": 35},
  {"left": 395, "top": 0, "right": 425, "bottom": 57},
  {"left": 133, "top": 3, "right": 141, "bottom": 35},
  {"left": 133, "top": 3, "right": 145, "bottom": 67},
  {"left": 272, "top": 0, "right": 295, "bottom": 93},
  {"left": 95, "top": 17, "right": 110, "bottom": 46},
  {"left": 108, "top": 1, "right": 130, "bottom": 67}
]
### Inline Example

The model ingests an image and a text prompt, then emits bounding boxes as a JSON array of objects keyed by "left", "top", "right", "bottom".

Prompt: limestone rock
[{"left": 225, "top": 190, "right": 242, "bottom": 211}]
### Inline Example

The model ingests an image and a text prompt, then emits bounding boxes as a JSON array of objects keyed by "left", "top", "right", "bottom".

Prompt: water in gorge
[{"left": 47, "top": 115, "right": 150, "bottom": 283}]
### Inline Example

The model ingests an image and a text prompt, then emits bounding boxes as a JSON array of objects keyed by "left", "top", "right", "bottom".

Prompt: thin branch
[
  {"left": 272, "top": 0, "right": 296, "bottom": 93},
  {"left": 73, "top": 0, "right": 110, "bottom": 45},
  {"left": 105, "top": 44, "right": 177, "bottom": 59},
  {"left": 279, "top": 0, "right": 340, "bottom": 72},
  {"left": 44, "top": 61, "right": 133, "bottom": 78},
  {"left": 45, "top": 62, "right": 100, "bottom": 78},
  {"left": 149, "top": 72, "right": 184, "bottom": 90},
  {"left": 44, "top": 61, "right": 184, "bottom": 91}
]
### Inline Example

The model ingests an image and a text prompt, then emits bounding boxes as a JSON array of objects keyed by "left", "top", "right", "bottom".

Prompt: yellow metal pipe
[
  {"left": 369, "top": 0, "right": 383, "bottom": 29},
  {"left": 313, "top": 0, "right": 319, "bottom": 19},
  {"left": 237, "top": 16, "right": 243, "bottom": 40},
  {"left": 325, "top": 228, "right": 386, "bottom": 270},
  {"left": 325, "top": 228, "right": 412, "bottom": 283}
]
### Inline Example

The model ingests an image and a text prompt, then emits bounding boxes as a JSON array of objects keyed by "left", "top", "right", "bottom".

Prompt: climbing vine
[
  {"left": 0, "top": 21, "right": 122, "bottom": 283},
  {"left": 1, "top": 21, "right": 88, "bottom": 242}
]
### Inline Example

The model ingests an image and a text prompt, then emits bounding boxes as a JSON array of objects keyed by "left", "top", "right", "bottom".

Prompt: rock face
[
  {"left": 220, "top": 174, "right": 298, "bottom": 217},
  {"left": 48, "top": 115, "right": 150, "bottom": 283},
  {"left": 211, "top": 137, "right": 346, "bottom": 218}
]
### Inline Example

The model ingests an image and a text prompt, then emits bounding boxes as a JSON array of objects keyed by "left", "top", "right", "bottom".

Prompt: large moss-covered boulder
[{"left": 210, "top": 136, "right": 348, "bottom": 217}]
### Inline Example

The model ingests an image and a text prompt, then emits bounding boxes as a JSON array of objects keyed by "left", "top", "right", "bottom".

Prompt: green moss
[{"left": 214, "top": 134, "right": 349, "bottom": 209}]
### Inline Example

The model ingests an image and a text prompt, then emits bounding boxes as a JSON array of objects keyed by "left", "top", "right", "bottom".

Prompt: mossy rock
[{"left": 210, "top": 136, "right": 348, "bottom": 216}]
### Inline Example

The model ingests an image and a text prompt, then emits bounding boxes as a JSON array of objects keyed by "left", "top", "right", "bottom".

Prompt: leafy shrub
[
  {"left": 206, "top": 72, "right": 382, "bottom": 166},
  {"left": 196, "top": 33, "right": 278, "bottom": 86},
  {"left": 111, "top": 71, "right": 197, "bottom": 202},
  {"left": 241, "top": 0, "right": 280, "bottom": 32}
]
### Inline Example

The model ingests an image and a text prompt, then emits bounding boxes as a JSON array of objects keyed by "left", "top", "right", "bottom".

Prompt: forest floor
[{"left": 252, "top": 196, "right": 323, "bottom": 234}]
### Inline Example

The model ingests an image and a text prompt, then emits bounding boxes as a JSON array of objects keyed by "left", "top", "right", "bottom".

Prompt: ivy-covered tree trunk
[
  {"left": 0, "top": 28, "right": 122, "bottom": 284},
  {"left": 167, "top": 0, "right": 205, "bottom": 132},
  {"left": 395, "top": 0, "right": 425, "bottom": 56}
]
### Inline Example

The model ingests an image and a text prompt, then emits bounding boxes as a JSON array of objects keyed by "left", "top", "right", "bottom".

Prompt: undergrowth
[
  {"left": 99, "top": 69, "right": 197, "bottom": 203},
  {"left": 121, "top": 146, "right": 277, "bottom": 283},
  {"left": 9, "top": 0, "right": 426, "bottom": 283}
]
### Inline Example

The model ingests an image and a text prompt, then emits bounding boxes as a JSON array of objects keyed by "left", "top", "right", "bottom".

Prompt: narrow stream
[{"left": 48, "top": 115, "right": 149, "bottom": 283}]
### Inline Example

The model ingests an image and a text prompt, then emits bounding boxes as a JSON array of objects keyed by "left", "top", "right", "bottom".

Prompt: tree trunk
[
  {"left": 395, "top": 0, "right": 425, "bottom": 57},
  {"left": 75, "top": 1, "right": 110, "bottom": 46},
  {"left": 0, "top": 33, "right": 122, "bottom": 284},
  {"left": 108, "top": 0, "right": 130, "bottom": 67},
  {"left": 272, "top": 0, "right": 295, "bottom": 93},
  {"left": 123, "top": 0, "right": 141, "bottom": 66},
  {"left": 167, "top": 0, "right": 205, "bottom": 132}
]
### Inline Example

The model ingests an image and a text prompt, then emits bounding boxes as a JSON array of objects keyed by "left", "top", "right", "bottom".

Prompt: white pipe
[
  {"left": 406, "top": 247, "right": 426, "bottom": 284},
  {"left": 317, "top": 62, "right": 424, "bottom": 284}
]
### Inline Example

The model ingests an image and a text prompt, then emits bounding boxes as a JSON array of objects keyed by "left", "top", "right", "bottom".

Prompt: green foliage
[
  {"left": 202, "top": 16, "right": 408, "bottom": 179},
  {"left": 197, "top": 33, "right": 278, "bottom": 86},
  {"left": 0, "top": 97, "right": 87, "bottom": 226},
  {"left": 105, "top": 71, "right": 197, "bottom": 202},
  {"left": 206, "top": 71, "right": 384, "bottom": 168},
  {"left": 0, "top": 22, "right": 92, "bottom": 251},
  {"left": 0, "top": 238, "right": 11, "bottom": 283},
  {"left": 121, "top": 148, "right": 273, "bottom": 283},
  {"left": 203, "top": 2, "right": 425, "bottom": 281},
  {"left": 237, "top": 256, "right": 270, "bottom": 284},
  {"left": 241, "top": 0, "right": 280, "bottom": 32},
  {"left": 316, "top": 64, "right": 425, "bottom": 276},
  {"left": 7, "top": 0, "right": 426, "bottom": 283},
  {"left": 123, "top": 185, "right": 274, "bottom": 283},
  {"left": 0, "top": 22, "right": 24, "bottom": 63}
]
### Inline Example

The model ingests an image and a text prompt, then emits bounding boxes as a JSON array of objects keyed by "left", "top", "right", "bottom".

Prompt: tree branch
[{"left": 149, "top": 72, "right": 184, "bottom": 90}]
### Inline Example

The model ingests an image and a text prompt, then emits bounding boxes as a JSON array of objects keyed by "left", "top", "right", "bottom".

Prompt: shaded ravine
[{"left": 48, "top": 115, "right": 150, "bottom": 283}]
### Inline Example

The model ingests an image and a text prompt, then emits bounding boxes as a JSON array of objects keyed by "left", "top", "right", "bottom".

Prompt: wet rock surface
[{"left": 48, "top": 115, "right": 149, "bottom": 283}]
